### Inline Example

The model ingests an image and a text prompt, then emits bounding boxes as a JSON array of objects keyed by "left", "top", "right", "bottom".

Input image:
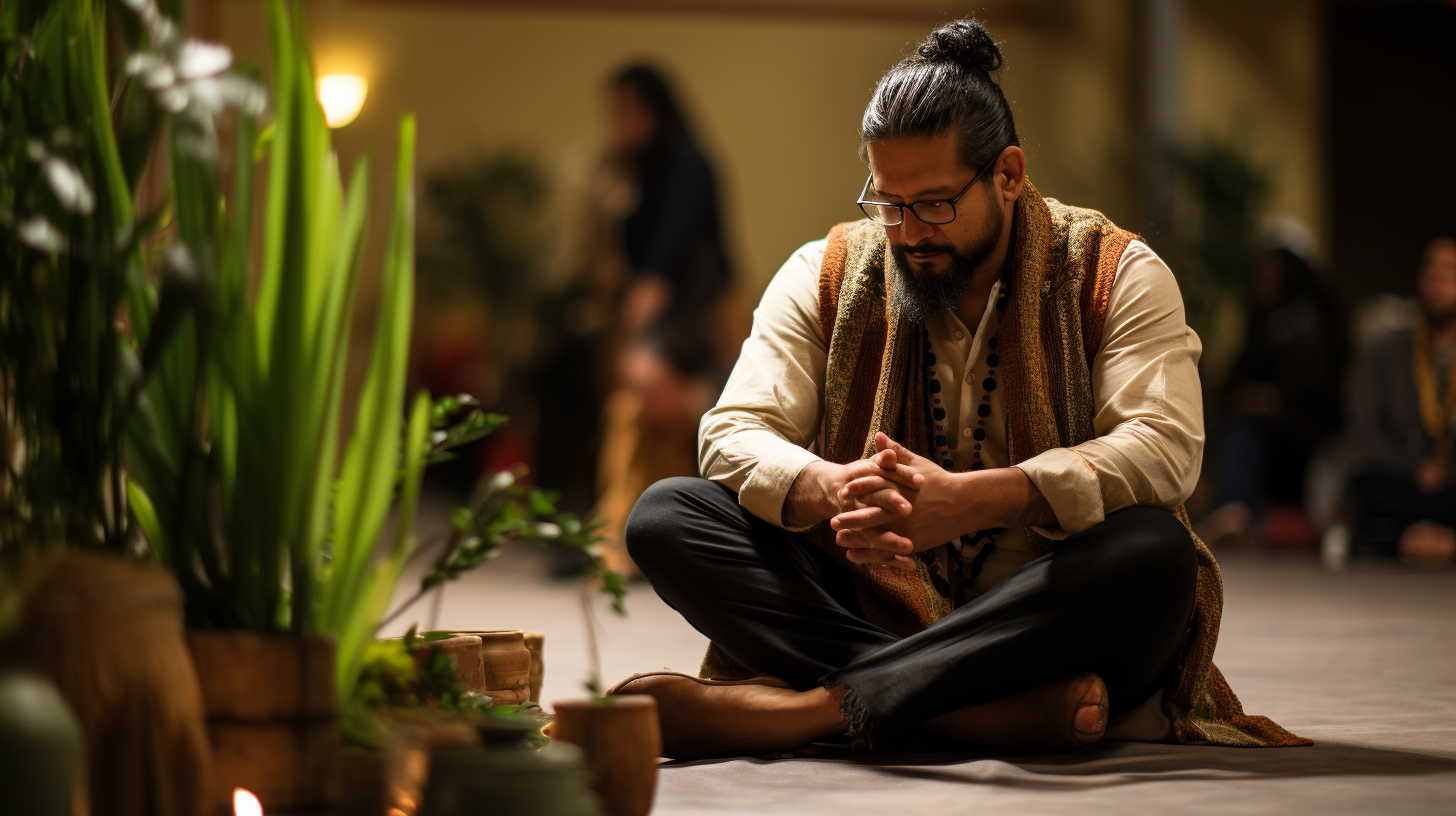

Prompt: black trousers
[{"left": 626, "top": 477, "right": 1197, "bottom": 742}]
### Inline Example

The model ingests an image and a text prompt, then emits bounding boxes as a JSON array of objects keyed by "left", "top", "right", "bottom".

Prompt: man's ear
[{"left": 995, "top": 146, "right": 1026, "bottom": 204}]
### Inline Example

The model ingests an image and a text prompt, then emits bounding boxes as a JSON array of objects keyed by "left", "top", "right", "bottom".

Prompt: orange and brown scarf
[{"left": 1412, "top": 315, "right": 1456, "bottom": 464}]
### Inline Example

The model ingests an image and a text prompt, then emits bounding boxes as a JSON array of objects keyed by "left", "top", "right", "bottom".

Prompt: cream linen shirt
[{"left": 698, "top": 237, "right": 1204, "bottom": 596}]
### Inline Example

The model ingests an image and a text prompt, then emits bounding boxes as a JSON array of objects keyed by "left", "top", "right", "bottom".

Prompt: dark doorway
[{"left": 1326, "top": 0, "right": 1456, "bottom": 300}]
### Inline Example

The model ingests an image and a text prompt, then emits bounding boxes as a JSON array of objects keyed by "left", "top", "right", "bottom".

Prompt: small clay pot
[
  {"left": 453, "top": 630, "right": 531, "bottom": 704},
  {"left": 412, "top": 634, "right": 485, "bottom": 692},
  {"left": 549, "top": 696, "right": 660, "bottom": 816},
  {"left": 523, "top": 632, "right": 545, "bottom": 703}
]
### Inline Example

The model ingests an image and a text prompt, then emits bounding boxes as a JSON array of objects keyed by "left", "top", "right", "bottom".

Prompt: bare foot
[
  {"left": 1400, "top": 521, "right": 1456, "bottom": 569},
  {"left": 923, "top": 673, "right": 1109, "bottom": 754},
  {"left": 608, "top": 673, "right": 846, "bottom": 758}
]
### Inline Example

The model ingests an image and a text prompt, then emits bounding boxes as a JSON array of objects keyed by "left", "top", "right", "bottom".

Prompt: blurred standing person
[
  {"left": 1202, "top": 241, "right": 1347, "bottom": 547},
  {"left": 1346, "top": 236, "right": 1456, "bottom": 567},
  {"left": 611, "top": 64, "right": 732, "bottom": 344},
  {"left": 591, "top": 64, "right": 733, "bottom": 575}
]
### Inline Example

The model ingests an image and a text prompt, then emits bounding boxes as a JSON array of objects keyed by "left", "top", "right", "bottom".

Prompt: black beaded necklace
[{"left": 922, "top": 286, "right": 1010, "bottom": 604}]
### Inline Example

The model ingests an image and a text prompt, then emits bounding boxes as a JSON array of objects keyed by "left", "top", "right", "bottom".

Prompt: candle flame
[{"left": 233, "top": 788, "right": 263, "bottom": 816}]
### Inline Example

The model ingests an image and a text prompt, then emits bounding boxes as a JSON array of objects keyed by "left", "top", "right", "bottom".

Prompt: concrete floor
[{"left": 384, "top": 518, "right": 1456, "bottom": 816}]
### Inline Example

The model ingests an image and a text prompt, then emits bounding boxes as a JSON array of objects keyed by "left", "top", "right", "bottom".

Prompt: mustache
[{"left": 895, "top": 242, "right": 956, "bottom": 257}]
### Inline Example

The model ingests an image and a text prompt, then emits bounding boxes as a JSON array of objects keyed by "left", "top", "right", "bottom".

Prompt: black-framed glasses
[{"left": 856, "top": 153, "right": 999, "bottom": 227}]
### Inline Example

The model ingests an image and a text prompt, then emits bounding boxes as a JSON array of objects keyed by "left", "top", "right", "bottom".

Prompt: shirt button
[
  {"left": 954, "top": 330, "right": 965, "bottom": 341},
  {"left": 963, "top": 428, "right": 973, "bottom": 438}
]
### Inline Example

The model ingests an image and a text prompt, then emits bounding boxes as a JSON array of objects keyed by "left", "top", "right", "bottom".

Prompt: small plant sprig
[{"left": 378, "top": 402, "right": 627, "bottom": 631}]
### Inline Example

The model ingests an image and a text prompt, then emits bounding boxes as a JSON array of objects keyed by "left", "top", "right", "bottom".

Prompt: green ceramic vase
[{"left": 0, "top": 670, "right": 86, "bottom": 816}]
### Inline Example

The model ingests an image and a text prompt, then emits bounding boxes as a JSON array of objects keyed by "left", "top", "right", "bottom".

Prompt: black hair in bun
[
  {"left": 860, "top": 17, "right": 1018, "bottom": 174},
  {"left": 917, "top": 19, "right": 1004, "bottom": 75}
]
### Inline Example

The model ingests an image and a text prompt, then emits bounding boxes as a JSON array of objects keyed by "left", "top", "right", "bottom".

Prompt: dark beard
[{"left": 888, "top": 206, "right": 1003, "bottom": 325}]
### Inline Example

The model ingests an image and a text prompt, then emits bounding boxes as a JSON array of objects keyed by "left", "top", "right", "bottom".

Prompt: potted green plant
[{"left": 110, "top": 0, "right": 433, "bottom": 809}]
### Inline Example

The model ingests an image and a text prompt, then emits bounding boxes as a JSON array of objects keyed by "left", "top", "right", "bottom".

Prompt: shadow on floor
[{"left": 667, "top": 741, "right": 1456, "bottom": 789}]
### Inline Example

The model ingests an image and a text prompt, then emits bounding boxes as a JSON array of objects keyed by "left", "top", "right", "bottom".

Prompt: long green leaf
[
  {"left": 254, "top": 0, "right": 296, "bottom": 371},
  {"left": 320, "top": 113, "right": 415, "bottom": 633},
  {"left": 335, "top": 390, "right": 430, "bottom": 698},
  {"left": 125, "top": 477, "right": 165, "bottom": 560}
]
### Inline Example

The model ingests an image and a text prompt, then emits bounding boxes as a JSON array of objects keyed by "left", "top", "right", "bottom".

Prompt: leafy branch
[{"left": 378, "top": 405, "right": 627, "bottom": 630}]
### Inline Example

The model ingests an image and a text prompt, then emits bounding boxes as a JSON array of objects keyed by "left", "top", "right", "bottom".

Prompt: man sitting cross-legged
[{"left": 611, "top": 18, "right": 1308, "bottom": 759}]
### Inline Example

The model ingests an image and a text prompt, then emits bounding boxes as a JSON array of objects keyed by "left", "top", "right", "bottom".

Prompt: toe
[
  {"left": 1073, "top": 702, "right": 1104, "bottom": 736},
  {"left": 1070, "top": 675, "right": 1108, "bottom": 739}
]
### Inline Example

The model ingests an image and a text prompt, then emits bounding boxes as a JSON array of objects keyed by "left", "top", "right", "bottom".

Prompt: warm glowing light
[
  {"left": 316, "top": 74, "right": 368, "bottom": 128},
  {"left": 233, "top": 788, "right": 264, "bottom": 816}
]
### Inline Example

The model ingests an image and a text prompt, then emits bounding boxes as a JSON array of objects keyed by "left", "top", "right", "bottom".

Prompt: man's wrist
[{"left": 783, "top": 460, "right": 836, "bottom": 528}]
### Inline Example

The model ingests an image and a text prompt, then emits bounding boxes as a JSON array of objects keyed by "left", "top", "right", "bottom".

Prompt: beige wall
[
  {"left": 1183, "top": 0, "right": 1325, "bottom": 256},
  {"left": 209, "top": 0, "right": 1325, "bottom": 298}
]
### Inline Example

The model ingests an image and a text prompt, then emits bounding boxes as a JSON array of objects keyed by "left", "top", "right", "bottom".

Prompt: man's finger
[
  {"left": 836, "top": 526, "right": 913, "bottom": 554},
  {"left": 851, "top": 455, "right": 924, "bottom": 489},
  {"left": 830, "top": 504, "right": 900, "bottom": 530},
  {"left": 844, "top": 547, "right": 916, "bottom": 571},
  {"left": 839, "top": 481, "right": 912, "bottom": 514}
]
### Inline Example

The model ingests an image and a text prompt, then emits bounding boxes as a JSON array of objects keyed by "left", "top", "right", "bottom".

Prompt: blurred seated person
[
  {"left": 1345, "top": 236, "right": 1456, "bottom": 567},
  {"left": 1201, "top": 236, "right": 1345, "bottom": 547},
  {"left": 591, "top": 64, "right": 733, "bottom": 574}
]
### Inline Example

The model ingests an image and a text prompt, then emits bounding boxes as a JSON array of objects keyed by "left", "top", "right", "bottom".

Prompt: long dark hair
[
  {"left": 860, "top": 19, "right": 1019, "bottom": 173},
  {"left": 612, "top": 63, "right": 691, "bottom": 152}
]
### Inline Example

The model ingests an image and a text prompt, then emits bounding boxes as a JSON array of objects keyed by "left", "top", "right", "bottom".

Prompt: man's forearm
[{"left": 953, "top": 467, "right": 1057, "bottom": 531}]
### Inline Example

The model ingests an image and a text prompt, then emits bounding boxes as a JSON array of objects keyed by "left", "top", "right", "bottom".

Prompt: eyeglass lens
[{"left": 860, "top": 199, "right": 956, "bottom": 226}]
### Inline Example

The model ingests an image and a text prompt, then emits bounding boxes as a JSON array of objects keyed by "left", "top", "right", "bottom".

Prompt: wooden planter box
[{"left": 187, "top": 633, "right": 341, "bottom": 816}]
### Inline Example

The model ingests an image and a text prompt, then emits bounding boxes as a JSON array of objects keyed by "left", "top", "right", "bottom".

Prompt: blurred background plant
[
  {"left": 414, "top": 152, "right": 563, "bottom": 486},
  {"left": 1167, "top": 134, "right": 1271, "bottom": 388}
]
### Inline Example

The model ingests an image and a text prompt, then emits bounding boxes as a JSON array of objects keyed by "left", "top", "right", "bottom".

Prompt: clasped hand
[{"left": 828, "top": 432, "right": 973, "bottom": 571}]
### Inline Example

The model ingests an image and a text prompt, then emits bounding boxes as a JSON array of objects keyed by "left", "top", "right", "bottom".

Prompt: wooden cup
[
  {"left": 522, "top": 631, "right": 545, "bottom": 703},
  {"left": 549, "top": 695, "right": 660, "bottom": 816},
  {"left": 454, "top": 630, "right": 531, "bottom": 704}
]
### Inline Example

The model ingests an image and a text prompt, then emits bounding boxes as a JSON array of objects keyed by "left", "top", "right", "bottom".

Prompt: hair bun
[{"left": 917, "top": 19, "right": 1003, "bottom": 74}]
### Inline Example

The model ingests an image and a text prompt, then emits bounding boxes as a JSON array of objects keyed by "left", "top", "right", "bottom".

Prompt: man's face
[
  {"left": 864, "top": 132, "right": 1006, "bottom": 320},
  {"left": 1419, "top": 239, "right": 1456, "bottom": 324}
]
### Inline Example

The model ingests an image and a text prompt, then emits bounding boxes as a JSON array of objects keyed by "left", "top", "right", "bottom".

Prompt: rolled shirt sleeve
[
  {"left": 698, "top": 240, "right": 829, "bottom": 528},
  {"left": 1016, "top": 241, "right": 1205, "bottom": 533}
]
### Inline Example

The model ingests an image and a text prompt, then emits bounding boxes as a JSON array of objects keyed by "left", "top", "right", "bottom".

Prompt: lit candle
[{"left": 233, "top": 788, "right": 264, "bottom": 816}]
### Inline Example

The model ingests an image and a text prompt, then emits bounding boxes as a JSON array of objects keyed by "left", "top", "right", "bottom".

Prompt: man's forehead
[{"left": 865, "top": 136, "right": 969, "bottom": 199}]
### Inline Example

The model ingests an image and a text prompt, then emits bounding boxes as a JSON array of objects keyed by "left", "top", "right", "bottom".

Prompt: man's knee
[
  {"left": 625, "top": 477, "right": 721, "bottom": 570},
  {"left": 1091, "top": 505, "right": 1198, "bottom": 592}
]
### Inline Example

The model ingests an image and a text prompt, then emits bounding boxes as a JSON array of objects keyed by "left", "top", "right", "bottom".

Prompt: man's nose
[{"left": 898, "top": 214, "right": 936, "bottom": 245}]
